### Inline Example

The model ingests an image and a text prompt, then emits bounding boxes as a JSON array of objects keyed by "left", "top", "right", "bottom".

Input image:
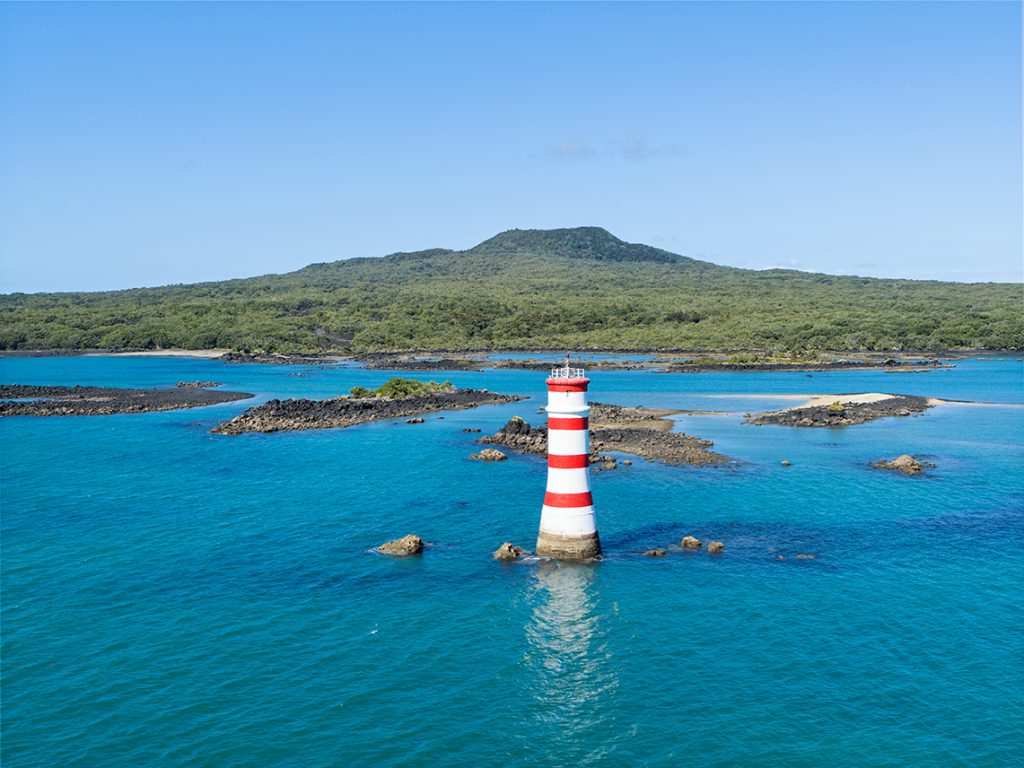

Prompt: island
[
  {"left": 746, "top": 393, "right": 932, "bottom": 427},
  {"left": 211, "top": 378, "right": 525, "bottom": 435},
  {"left": 0, "top": 384, "right": 253, "bottom": 416}
]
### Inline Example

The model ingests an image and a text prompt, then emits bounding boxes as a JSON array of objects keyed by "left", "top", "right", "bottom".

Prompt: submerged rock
[
  {"left": 176, "top": 381, "right": 222, "bottom": 388},
  {"left": 707, "top": 541, "right": 725, "bottom": 554},
  {"left": 462, "top": 428, "right": 481, "bottom": 433},
  {"left": 643, "top": 549, "right": 667, "bottom": 557},
  {"left": 681, "top": 535, "right": 703, "bottom": 550},
  {"left": 378, "top": 534, "right": 424, "bottom": 556},
  {"left": 493, "top": 542, "right": 527, "bottom": 560},
  {"left": 873, "top": 454, "right": 935, "bottom": 475},
  {"left": 470, "top": 448, "right": 508, "bottom": 462}
]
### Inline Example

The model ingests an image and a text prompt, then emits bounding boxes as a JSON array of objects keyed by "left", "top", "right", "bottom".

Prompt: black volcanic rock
[
  {"left": 212, "top": 389, "right": 524, "bottom": 435},
  {"left": 747, "top": 395, "right": 931, "bottom": 428},
  {"left": 0, "top": 384, "right": 252, "bottom": 416}
]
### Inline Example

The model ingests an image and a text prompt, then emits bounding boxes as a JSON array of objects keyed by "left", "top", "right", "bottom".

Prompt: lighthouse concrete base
[{"left": 536, "top": 530, "right": 602, "bottom": 560}]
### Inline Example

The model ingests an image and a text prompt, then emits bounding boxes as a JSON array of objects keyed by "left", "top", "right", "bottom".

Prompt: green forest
[{"left": 2, "top": 227, "right": 1021, "bottom": 353}]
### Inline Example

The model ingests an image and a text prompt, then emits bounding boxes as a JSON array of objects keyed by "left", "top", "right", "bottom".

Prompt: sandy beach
[{"left": 82, "top": 349, "right": 229, "bottom": 359}]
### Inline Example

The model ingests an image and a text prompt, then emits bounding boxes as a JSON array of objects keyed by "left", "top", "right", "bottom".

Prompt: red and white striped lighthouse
[{"left": 536, "top": 356, "right": 601, "bottom": 559}]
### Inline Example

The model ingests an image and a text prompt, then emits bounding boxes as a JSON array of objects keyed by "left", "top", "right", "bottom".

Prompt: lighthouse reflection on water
[{"left": 524, "top": 561, "right": 620, "bottom": 759}]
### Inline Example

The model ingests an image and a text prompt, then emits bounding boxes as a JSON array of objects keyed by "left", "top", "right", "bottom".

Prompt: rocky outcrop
[
  {"left": 479, "top": 415, "right": 547, "bottom": 454},
  {"left": 176, "top": 381, "right": 222, "bottom": 388},
  {"left": 661, "top": 358, "right": 950, "bottom": 374},
  {"left": 378, "top": 534, "right": 424, "bottom": 556},
  {"left": 212, "top": 389, "right": 524, "bottom": 435},
  {"left": 490, "top": 358, "right": 646, "bottom": 372},
  {"left": 873, "top": 454, "right": 935, "bottom": 475},
  {"left": 681, "top": 536, "right": 703, "bottom": 550},
  {"left": 707, "top": 541, "right": 725, "bottom": 554},
  {"left": 352, "top": 353, "right": 485, "bottom": 371},
  {"left": 405, "top": 417, "right": 424, "bottom": 424},
  {"left": 470, "top": 448, "right": 507, "bottom": 462},
  {"left": 479, "top": 403, "right": 730, "bottom": 467},
  {"left": 0, "top": 384, "right": 253, "bottom": 417},
  {"left": 747, "top": 395, "right": 932, "bottom": 428},
  {"left": 217, "top": 354, "right": 335, "bottom": 366},
  {"left": 781, "top": 459, "right": 791, "bottom": 466},
  {"left": 493, "top": 542, "right": 527, "bottom": 560},
  {"left": 643, "top": 549, "right": 667, "bottom": 557}
]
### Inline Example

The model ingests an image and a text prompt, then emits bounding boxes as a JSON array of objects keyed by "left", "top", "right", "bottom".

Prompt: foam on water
[{"left": 2, "top": 355, "right": 1022, "bottom": 766}]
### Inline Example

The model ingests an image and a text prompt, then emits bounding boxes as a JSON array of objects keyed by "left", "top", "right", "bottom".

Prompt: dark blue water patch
[{"left": 890, "top": 500, "right": 1024, "bottom": 541}]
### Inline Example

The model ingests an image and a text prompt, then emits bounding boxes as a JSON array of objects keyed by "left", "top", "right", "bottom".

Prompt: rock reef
[
  {"left": 211, "top": 389, "right": 524, "bottom": 435},
  {"left": 377, "top": 535, "right": 424, "bottom": 556},
  {"left": 478, "top": 403, "right": 729, "bottom": 467},
  {"left": 0, "top": 384, "right": 253, "bottom": 417},
  {"left": 470, "top": 448, "right": 507, "bottom": 462},
  {"left": 218, "top": 352, "right": 336, "bottom": 366},
  {"left": 352, "top": 353, "right": 484, "bottom": 371},
  {"left": 746, "top": 394, "right": 931, "bottom": 428},
  {"left": 873, "top": 454, "right": 936, "bottom": 475},
  {"left": 177, "top": 381, "right": 222, "bottom": 388},
  {"left": 493, "top": 542, "right": 527, "bottom": 560}
]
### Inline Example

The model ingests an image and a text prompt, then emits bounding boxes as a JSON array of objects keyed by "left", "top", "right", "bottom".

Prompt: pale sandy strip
[{"left": 83, "top": 349, "right": 228, "bottom": 359}]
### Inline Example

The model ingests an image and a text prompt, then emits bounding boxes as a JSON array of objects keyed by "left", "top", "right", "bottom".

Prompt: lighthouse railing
[{"left": 549, "top": 366, "right": 586, "bottom": 379}]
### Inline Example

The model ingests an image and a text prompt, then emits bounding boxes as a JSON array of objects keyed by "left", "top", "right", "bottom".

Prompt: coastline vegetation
[
  {"left": 2, "top": 228, "right": 1020, "bottom": 353},
  {"left": 350, "top": 378, "right": 454, "bottom": 399}
]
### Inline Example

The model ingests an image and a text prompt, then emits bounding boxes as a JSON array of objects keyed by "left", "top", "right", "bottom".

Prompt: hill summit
[
  {"left": 469, "top": 227, "right": 686, "bottom": 264},
  {"left": 1, "top": 227, "right": 1020, "bottom": 352}
]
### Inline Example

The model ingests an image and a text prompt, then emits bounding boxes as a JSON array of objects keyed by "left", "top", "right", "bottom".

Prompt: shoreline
[{"left": 1, "top": 347, "right": 1018, "bottom": 360}]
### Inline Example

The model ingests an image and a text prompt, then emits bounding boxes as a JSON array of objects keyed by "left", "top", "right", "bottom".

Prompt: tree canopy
[{"left": 2, "top": 227, "right": 1020, "bottom": 352}]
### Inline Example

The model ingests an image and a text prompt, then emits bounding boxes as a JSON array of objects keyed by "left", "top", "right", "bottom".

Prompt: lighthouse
[{"left": 536, "top": 356, "right": 601, "bottom": 559}]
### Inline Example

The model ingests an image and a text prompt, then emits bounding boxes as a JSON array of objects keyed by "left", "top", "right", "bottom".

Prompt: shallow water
[{"left": 2, "top": 355, "right": 1022, "bottom": 767}]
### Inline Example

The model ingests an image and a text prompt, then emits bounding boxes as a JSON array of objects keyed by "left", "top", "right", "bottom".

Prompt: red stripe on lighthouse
[
  {"left": 548, "top": 416, "right": 588, "bottom": 430},
  {"left": 547, "top": 453, "right": 590, "bottom": 469},
  {"left": 544, "top": 491, "right": 594, "bottom": 508},
  {"left": 546, "top": 382, "right": 589, "bottom": 393}
]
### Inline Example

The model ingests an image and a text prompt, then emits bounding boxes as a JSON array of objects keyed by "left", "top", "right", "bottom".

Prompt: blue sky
[{"left": 0, "top": 1, "right": 1020, "bottom": 292}]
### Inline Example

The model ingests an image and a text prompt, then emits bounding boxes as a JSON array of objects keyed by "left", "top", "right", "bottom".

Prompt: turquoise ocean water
[{"left": 2, "top": 355, "right": 1022, "bottom": 767}]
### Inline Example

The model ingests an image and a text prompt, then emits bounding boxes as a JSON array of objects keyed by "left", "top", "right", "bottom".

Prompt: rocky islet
[
  {"left": 0, "top": 384, "right": 253, "bottom": 417},
  {"left": 212, "top": 389, "right": 525, "bottom": 435}
]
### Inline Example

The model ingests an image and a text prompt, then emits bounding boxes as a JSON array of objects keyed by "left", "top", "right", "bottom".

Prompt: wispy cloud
[
  {"left": 544, "top": 137, "right": 595, "bottom": 160},
  {"left": 611, "top": 137, "right": 685, "bottom": 163}
]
